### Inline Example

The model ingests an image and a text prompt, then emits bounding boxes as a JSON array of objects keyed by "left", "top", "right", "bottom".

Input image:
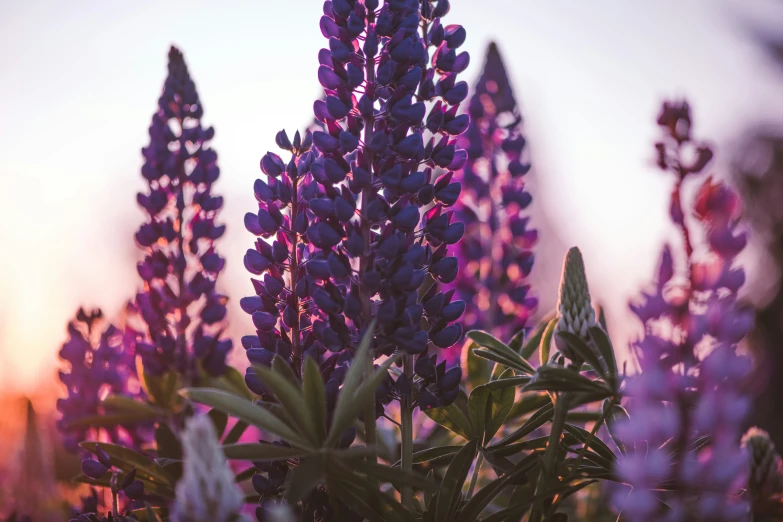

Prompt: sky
[{"left": 1, "top": 0, "right": 783, "bottom": 394}]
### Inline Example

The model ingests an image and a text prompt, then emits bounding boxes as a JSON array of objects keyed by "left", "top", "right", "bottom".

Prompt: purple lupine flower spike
[
  {"left": 451, "top": 42, "right": 537, "bottom": 343},
  {"left": 614, "top": 101, "right": 752, "bottom": 522},
  {"left": 300, "top": 0, "right": 469, "bottom": 410},
  {"left": 56, "top": 308, "right": 144, "bottom": 452},
  {"left": 132, "top": 46, "right": 231, "bottom": 382}
]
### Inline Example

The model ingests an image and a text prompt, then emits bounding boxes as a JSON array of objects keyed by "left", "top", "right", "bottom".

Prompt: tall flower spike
[
  {"left": 554, "top": 246, "right": 596, "bottom": 364},
  {"left": 303, "top": 0, "right": 469, "bottom": 411},
  {"left": 614, "top": 101, "right": 752, "bottom": 522},
  {"left": 451, "top": 42, "right": 537, "bottom": 342},
  {"left": 171, "top": 415, "right": 248, "bottom": 522},
  {"left": 132, "top": 46, "right": 231, "bottom": 383},
  {"left": 57, "top": 308, "right": 145, "bottom": 452}
]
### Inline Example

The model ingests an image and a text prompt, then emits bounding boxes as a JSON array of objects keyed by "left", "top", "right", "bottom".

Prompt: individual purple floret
[
  {"left": 57, "top": 308, "right": 145, "bottom": 453},
  {"left": 451, "top": 42, "right": 537, "bottom": 341},
  {"left": 132, "top": 46, "right": 231, "bottom": 383},
  {"left": 304, "top": 0, "right": 468, "bottom": 410},
  {"left": 614, "top": 101, "right": 752, "bottom": 522}
]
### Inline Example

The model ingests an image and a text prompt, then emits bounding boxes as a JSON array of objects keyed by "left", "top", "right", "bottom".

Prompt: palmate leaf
[
  {"left": 423, "top": 403, "right": 475, "bottom": 440},
  {"left": 391, "top": 445, "right": 464, "bottom": 467},
  {"left": 563, "top": 424, "right": 617, "bottom": 464},
  {"left": 434, "top": 438, "right": 479, "bottom": 522},
  {"left": 223, "top": 419, "right": 249, "bottom": 445},
  {"left": 603, "top": 399, "right": 630, "bottom": 455},
  {"left": 303, "top": 357, "right": 327, "bottom": 443},
  {"left": 288, "top": 456, "right": 325, "bottom": 504},
  {"left": 182, "top": 388, "right": 312, "bottom": 450},
  {"left": 202, "top": 365, "right": 255, "bottom": 400},
  {"left": 253, "top": 359, "right": 322, "bottom": 447},
  {"left": 490, "top": 402, "right": 554, "bottom": 449},
  {"left": 208, "top": 408, "right": 229, "bottom": 439},
  {"left": 556, "top": 330, "right": 607, "bottom": 380},
  {"left": 328, "top": 462, "right": 415, "bottom": 522},
  {"left": 537, "top": 317, "right": 558, "bottom": 365},
  {"left": 347, "top": 458, "right": 437, "bottom": 490},
  {"left": 588, "top": 325, "right": 618, "bottom": 383},
  {"left": 523, "top": 366, "right": 612, "bottom": 396},
  {"left": 75, "top": 472, "right": 175, "bottom": 499}
]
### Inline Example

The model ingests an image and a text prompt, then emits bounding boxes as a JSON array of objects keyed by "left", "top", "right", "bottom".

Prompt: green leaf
[
  {"left": 486, "top": 372, "right": 516, "bottom": 443},
  {"left": 523, "top": 366, "right": 612, "bottom": 396},
  {"left": 556, "top": 331, "right": 607, "bottom": 380},
  {"left": 74, "top": 472, "right": 175, "bottom": 499},
  {"left": 234, "top": 467, "right": 257, "bottom": 483},
  {"left": 423, "top": 469, "right": 435, "bottom": 511},
  {"left": 223, "top": 419, "right": 248, "bottom": 445},
  {"left": 303, "top": 357, "right": 327, "bottom": 444},
  {"left": 484, "top": 376, "right": 530, "bottom": 391},
  {"left": 212, "top": 366, "right": 255, "bottom": 400},
  {"left": 562, "top": 424, "right": 617, "bottom": 464},
  {"left": 467, "top": 331, "right": 535, "bottom": 374},
  {"left": 491, "top": 402, "right": 554, "bottom": 449},
  {"left": 479, "top": 480, "right": 597, "bottom": 522},
  {"left": 208, "top": 408, "right": 229, "bottom": 440},
  {"left": 507, "top": 393, "right": 551, "bottom": 421},
  {"left": 539, "top": 318, "right": 557, "bottom": 368},
  {"left": 63, "top": 412, "right": 159, "bottom": 430},
  {"left": 453, "top": 459, "right": 532, "bottom": 522},
  {"left": 487, "top": 436, "right": 550, "bottom": 458},
  {"left": 435, "top": 438, "right": 479, "bottom": 522},
  {"left": 468, "top": 386, "right": 489, "bottom": 444},
  {"left": 507, "top": 328, "right": 527, "bottom": 354},
  {"left": 588, "top": 326, "right": 618, "bottom": 387},
  {"left": 80, "top": 442, "right": 173, "bottom": 486},
  {"left": 462, "top": 339, "right": 491, "bottom": 391},
  {"left": 103, "top": 395, "right": 164, "bottom": 416},
  {"left": 182, "top": 388, "right": 312, "bottom": 450},
  {"left": 471, "top": 348, "right": 533, "bottom": 375},
  {"left": 327, "top": 470, "right": 412, "bottom": 522},
  {"left": 155, "top": 423, "right": 182, "bottom": 461},
  {"left": 142, "top": 370, "right": 180, "bottom": 410},
  {"left": 253, "top": 360, "right": 320, "bottom": 446},
  {"left": 287, "top": 456, "right": 325, "bottom": 504},
  {"left": 410, "top": 445, "right": 463, "bottom": 465},
  {"left": 325, "top": 320, "right": 376, "bottom": 446},
  {"left": 222, "top": 442, "right": 309, "bottom": 461},
  {"left": 347, "top": 458, "right": 436, "bottom": 490},
  {"left": 326, "top": 352, "right": 399, "bottom": 448},
  {"left": 423, "top": 403, "right": 475, "bottom": 441},
  {"left": 603, "top": 400, "right": 629, "bottom": 456}
]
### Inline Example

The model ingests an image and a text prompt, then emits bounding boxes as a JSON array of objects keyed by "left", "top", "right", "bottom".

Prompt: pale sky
[{"left": 2, "top": 0, "right": 782, "bottom": 393}]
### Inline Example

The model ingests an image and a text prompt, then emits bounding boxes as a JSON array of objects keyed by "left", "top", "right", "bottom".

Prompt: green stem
[
  {"left": 466, "top": 452, "right": 484, "bottom": 500},
  {"left": 531, "top": 392, "right": 569, "bottom": 522},
  {"left": 401, "top": 355, "right": 414, "bottom": 508}
]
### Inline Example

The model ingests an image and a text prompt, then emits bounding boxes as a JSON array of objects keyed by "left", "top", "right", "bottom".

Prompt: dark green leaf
[
  {"left": 507, "top": 393, "right": 551, "bottom": 421},
  {"left": 63, "top": 412, "right": 159, "bottom": 430},
  {"left": 182, "top": 388, "right": 312, "bottom": 449},
  {"left": 479, "top": 480, "right": 597, "bottom": 522},
  {"left": 462, "top": 340, "right": 491, "bottom": 391},
  {"left": 524, "top": 366, "right": 612, "bottom": 396},
  {"left": 303, "top": 357, "right": 327, "bottom": 443},
  {"left": 223, "top": 419, "right": 248, "bottom": 445},
  {"left": 603, "top": 400, "right": 629, "bottom": 455},
  {"left": 208, "top": 409, "right": 229, "bottom": 440},
  {"left": 423, "top": 403, "right": 474, "bottom": 441},
  {"left": 487, "top": 436, "right": 549, "bottom": 458},
  {"left": 467, "top": 331, "right": 535, "bottom": 374},
  {"left": 453, "top": 458, "right": 533, "bottom": 522},
  {"left": 287, "top": 456, "right": 324, "bottom": 504},
  {"left": 234, "top": 467, "right": 257, "bottom": 483},
  {"left": 347, "top": 459, "right": 436, "bottom": 490},
  {"left": 328, "top": 462, "right": 413, "bottom": 522},
  {"left": 484, "top": 376, "right": 530, "bottom": 391},
  {"left": 435, "top": 438, "right": 479, "bottom": 522},
  {"left": 392, "top": 445, "right": 463, "bottom": 467},
  {"left": 485, "top": 371, "right": 516, "bottom": 443},
  {"left": 155, "top": 423, "right": 182, "bottom": 460},
  {"left": 562, "top": 424, "right": 616, "bottom": 464},
  {"left": 539, "top": 318, "right": 557, "bottom": 366},
  {"left": 588, "top": 326, "right": 617, "bottom": 385},
  {"left": 491, "top": 403, "right": 554, "bottom": 449},
  {"left": 556, "top": 331, "right": 607, "bottom": 380},
  {"left": 326, "top": 353, "right": 399, "bottom": 448},
  {"left": 222, "top": 443, "right": 309, "bottom": 461},
  {"left": 471, "top": 348, "right": 533, "bottom": 375},
  {"left": 253, "top": 360, "right": 319, "bottom": 446}
]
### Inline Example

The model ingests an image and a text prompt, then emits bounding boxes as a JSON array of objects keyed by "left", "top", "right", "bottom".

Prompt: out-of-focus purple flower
[
  {"left": 450, "top": 42, "right": 537, "bottom": 346},
  {"left": 57, "top": 308, "right": 146, "bottom": 453},
  {"left": 131, "top": 46, "right": 231, "bottom": 382},
  {"left": 615, "top": 101, "right": 751, "bottom": 522}
]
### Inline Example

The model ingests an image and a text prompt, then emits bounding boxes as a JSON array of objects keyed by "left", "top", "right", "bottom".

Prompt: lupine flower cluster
[
  {"left": 132, "top": 46, "right": 231, "bottom": 382},
  {"left": 451, "top": 42, "right": 537, "bottom": 340},
  {"left": 615, "top": 101, "right": 753, "bottom": 521},
  {"left": 743, "top": 427, "right": 783, "bottom": 519},
  {"left": 57, "top": 308, "right": 144, "bottom": 453},
  {"left": 242, "top": 0, "right": 470, "bottom": 412}
]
